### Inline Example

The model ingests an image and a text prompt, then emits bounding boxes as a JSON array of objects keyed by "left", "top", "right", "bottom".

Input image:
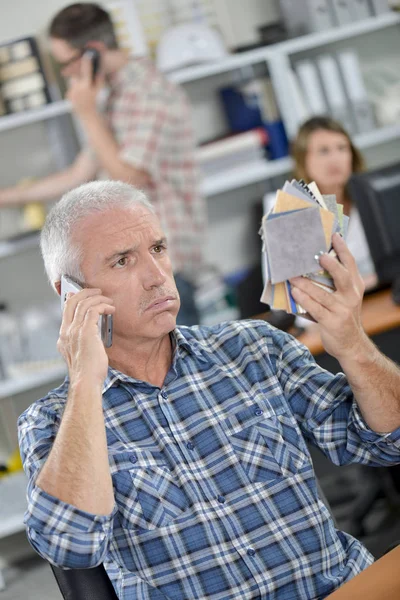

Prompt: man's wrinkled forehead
[
  {"left": 74, "top": 205, "right": 158, "bottom": 238},
  {"left": 73, "top": 206, "right": 165, "bottom": 258}
]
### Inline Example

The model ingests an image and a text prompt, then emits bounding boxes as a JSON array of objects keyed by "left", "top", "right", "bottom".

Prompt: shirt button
[
  {"left": 247, "top": 548, "right": 256, "bottom": 557},
  {"left": 186, "top": 442, "right": 194, "bottom": 450},
  {"left": 217, "top": 495, "right": 226, "bottom": 504},
  {"left": 130, "top": 455, "right": 137, "bottom": 464},
  {"left": 160, "top": 390, "right": 168, "bottom": 399},
  {"left": 254, "top": 409, "right": 263, "bottom": 416}
]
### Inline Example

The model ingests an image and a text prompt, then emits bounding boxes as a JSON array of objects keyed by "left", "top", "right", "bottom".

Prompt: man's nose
[{"left": 143, "top": 258, "right": 167, "bottom": 289}]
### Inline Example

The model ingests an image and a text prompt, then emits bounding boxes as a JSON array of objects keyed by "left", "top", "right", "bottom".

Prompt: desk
[
  {"left": 325, "top": 544, "right": 400, "bottom": 599},
  {"left": 297, "top": 288, "right": 400, "bottom": 357}
]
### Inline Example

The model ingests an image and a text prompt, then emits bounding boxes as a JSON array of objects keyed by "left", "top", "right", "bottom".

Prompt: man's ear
[{"left": 55, "top": 281, "right": 61, "bottom": 296}]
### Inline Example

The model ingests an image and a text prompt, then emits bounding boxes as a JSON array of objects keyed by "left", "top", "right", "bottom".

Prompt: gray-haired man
[{"left": 19, "top": 181, "right": 400, "bottom": 599}]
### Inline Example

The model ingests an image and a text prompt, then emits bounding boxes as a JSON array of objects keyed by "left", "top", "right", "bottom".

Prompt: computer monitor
[{"left": 348, "top": 162, "right": 400, "bottom": 289}]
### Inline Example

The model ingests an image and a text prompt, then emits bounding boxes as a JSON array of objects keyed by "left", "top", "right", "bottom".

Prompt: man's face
[
  {"left": 74, "top": 205, "right": 180, "bottom": 343},
  {"left": 50, "top": 37, "right": 84, "bottom": 79}
]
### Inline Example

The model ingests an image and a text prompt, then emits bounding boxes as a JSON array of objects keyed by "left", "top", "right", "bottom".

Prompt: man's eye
[
  {"left": 153, "top": 245, "right": 165, "bottom": 253},
  {"left": 116, "top": 257, "right": 127, "bottom": 267}
]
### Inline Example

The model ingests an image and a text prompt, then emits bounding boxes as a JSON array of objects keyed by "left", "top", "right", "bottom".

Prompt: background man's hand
[
  {"left": 66, "top": 54, "right": 104, "bottom": 118},
  {"left": 289, "top": 232, "right": 368, "bottom": 361},
  {"left": 58, "top": 287, "right": 115, "bottom": 387}
]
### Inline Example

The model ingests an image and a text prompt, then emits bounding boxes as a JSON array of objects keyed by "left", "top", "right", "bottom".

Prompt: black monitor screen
[{"left": 348, "top": 163, "right": 400, "bottom": 285}]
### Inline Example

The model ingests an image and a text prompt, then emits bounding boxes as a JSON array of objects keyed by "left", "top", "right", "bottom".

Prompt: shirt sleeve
[
  {"left": 268, "top": 326, "right": 400, "bottom": 467},
  {"left": 113, "top": 77, "right": 169, "bottom": 178},
  {"left": 18, "top": 396, "right": 116, "bottom": 569}
]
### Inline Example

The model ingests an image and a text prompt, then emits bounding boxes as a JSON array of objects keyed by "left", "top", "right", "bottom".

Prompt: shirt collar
[
  {"left": 107, "top": 56, "right": 148, "bottom": 90},
  {"left": 101, "top": 328, "right": 209, "bottom": 394}
]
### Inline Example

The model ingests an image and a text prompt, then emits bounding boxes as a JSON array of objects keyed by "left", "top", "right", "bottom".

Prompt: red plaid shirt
[{"left": 96, "top": 58, "right": 205, "bottom": 278}]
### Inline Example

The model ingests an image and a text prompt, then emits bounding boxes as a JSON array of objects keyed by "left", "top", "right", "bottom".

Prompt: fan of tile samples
[{"left": 260, "top": 179, "right": 349, "bottom": 315}]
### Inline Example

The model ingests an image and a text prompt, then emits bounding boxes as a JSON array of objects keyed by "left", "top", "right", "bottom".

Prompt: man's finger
[
  {"left": 290, "top": 285, "right": 330, "bottom": 324},
  {"left": 80, "top": 53, "right": 93, "bottom": 82},
  {"left": 290, "top": 278, "right": 336, "bottom": 312},
  {"left": 70, "top": 294, "right": 115, "bottom": 329},
  {"left": 317, "top": 252, "right": 353, "bottom": 294},
  {"left": 61, "top": 288, "right": 101, "bottom": 332},
  {"left": 331, "top": 232, "right": 357, "bottom": 273}
]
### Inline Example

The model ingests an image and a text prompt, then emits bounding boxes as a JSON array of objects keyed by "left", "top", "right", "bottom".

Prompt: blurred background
[{"left": 1, "top": 0, "right": 400, "bottom": 597}]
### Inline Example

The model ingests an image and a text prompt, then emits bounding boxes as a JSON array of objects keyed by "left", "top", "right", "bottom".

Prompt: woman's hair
[
  {"left": 49, "top": 3, "right": 119, "bottom": 50},
  {"left": 40, "top": 181, "right": 155, "bottom": 291},
  {"left": 292, "top": 116, "right": 365, "bottom": 182}
]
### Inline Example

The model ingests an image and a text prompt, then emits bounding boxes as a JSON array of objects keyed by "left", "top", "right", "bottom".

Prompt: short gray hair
[{"left": 40, "top": 180, "right": 155, "bottom": 290}]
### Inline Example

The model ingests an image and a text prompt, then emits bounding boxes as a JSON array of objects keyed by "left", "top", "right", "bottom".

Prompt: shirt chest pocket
[
  {"left": 109, "top": 449, "right": 189, "bottom": 532},
  {"left": 223, "top": 400, "right": 307, "bottom": 483}
]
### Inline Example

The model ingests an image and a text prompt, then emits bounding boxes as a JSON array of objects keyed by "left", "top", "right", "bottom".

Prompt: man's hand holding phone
[
  {"left": 58, "top": 287, "right": 115, "bottom": 387},
  {"left": 66, "top": 48, "right": 103, "bottom": 118}
]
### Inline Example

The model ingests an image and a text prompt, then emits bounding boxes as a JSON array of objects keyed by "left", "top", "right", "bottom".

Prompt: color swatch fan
[{"left": 260, "top": 179, "right": 349, "bottom": 315}]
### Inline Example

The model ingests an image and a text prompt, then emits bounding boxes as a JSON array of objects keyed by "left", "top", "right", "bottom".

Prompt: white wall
[{"left": 0, "top": 0, "right": 94, "bottom": 43}]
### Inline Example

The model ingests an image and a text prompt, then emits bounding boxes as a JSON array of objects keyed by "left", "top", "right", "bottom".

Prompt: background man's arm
[
  {"left": 0, "top": 149, "right": 98, "bottom": 206},
  {"left": 68, "top": 56, "right": 151, "bottom": 187}
]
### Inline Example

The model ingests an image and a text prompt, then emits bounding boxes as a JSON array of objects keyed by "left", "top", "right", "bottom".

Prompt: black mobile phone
[
  {"left": 60, "top": 275, "right": 113, "bottom": 347},
  {"left": 83, "top": 48, "right": 100, "bottom": 82}
]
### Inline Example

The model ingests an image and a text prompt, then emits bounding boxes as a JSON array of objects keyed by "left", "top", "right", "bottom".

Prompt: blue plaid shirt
[{"left": 18, "top": 321, "right": 400, "bottom": 599}]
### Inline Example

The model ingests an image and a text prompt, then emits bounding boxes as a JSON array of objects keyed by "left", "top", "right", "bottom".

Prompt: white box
[
  {"left": 316, "top": 54, "right": 355, "bottom": 133},
  {"left": 279, "top": 0, "right": 335, "bottom": 36},
  {"left": 295, "top": 59, "right": 329, "bottom": 115},
  {"left": 370, "top": 0, "right": 391, "bottom": 14},
  {"left": 337, "top": 49, "right": 376, "bottom": 132},
  {"left": 330, "top": 0, "right": 353, "bottom": 25},
  {"left": 347, "top": 0, "right": 373, "bottom": 20}
]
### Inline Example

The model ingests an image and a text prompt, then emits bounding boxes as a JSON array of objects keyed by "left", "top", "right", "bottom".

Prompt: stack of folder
[
  {"left": 0, "top": 37, "right": 51, "bottom": 114},
  {"left": 196, "top": 128, "right": 268, "bottom": 176},
  {"left": 260, "top": 179, "right": 349, "bottom": 315}
]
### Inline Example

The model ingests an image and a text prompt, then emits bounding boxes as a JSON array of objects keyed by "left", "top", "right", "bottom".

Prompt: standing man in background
[{"left": 0, "top": 3, "right": 205, "bottom": 324}]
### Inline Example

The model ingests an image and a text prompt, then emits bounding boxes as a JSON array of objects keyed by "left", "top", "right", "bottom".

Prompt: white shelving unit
[
  {"left": 0, "top": 471, "right": 29, "bottom": 588},
  {"left": 169, "top": 44, "right": 275, "bottom": 84},
  {"left": 169, "top": 12, "right": 400, "bottom": 84},
  {"left": 200, "top": 122, "right": 400, "bottom": 196},
  {"left": 0, "top": 363, "right": 66, "bottom": 401},
  {"left": 0, "top": 472, "right": 28, "bottom": 539},
  {"left": 0, "top": 231, "right": 40, "bottom": 260},
  {"left": 0, "top": 100, "right": 70, "bottom": 133},
  {"left": 0, "top": 13, "right": 398, "bottom": 200},
  {"left": 201, "top": 157, "right": 292, "bottom": 196},
  {"left": 273, "top": 11, "right": 400, "bottom": 55}
]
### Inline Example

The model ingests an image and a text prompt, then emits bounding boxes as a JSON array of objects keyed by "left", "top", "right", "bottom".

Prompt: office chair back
[{"left": 50, "top": 563, "right": 119, "bottom": 600}]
